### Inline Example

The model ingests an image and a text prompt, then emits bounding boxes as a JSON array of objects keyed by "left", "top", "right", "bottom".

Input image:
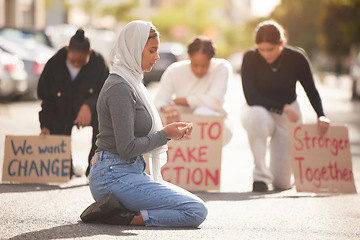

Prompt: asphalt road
[{"left": 0, "top": 73, "right": 359, "bottom": 240}]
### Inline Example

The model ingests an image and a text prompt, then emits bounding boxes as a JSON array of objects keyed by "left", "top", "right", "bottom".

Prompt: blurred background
[{"left": 0, "top": 0, "right": 359, "bottom": 100}]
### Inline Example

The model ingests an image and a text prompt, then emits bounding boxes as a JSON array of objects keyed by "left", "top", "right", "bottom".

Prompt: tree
[
  {"left": 101, "top": 0, "right": 139, "bottom": 23},
  {"left": 150, "top": 0, "right": 232, "bottom": 57},
  {"left": 319, "top": 0, "right": 360, "bottom": 57},
  {"left": 269, "top": 0, "right": 326, "bottom": 55}
]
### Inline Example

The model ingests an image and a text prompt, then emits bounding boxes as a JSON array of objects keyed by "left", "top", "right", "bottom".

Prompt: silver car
[
  {"left": 143, "top": 42, "right": 187, "bottom": 86},
  {"left": 0, "top": 28, "right": 55, "bottom": 100},
  {"left": 0, "top": 48, "right": 28, "bottom": 99}
]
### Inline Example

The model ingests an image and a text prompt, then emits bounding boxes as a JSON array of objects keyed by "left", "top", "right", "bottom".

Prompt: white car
[
  {"left": 0, "top": 49, "right": 28, "bottom": 99},
  {"left": 0, "top": 28, "right": 55, "bottom": 100}
]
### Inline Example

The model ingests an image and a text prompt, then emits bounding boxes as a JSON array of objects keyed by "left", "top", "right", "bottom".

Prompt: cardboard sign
[
  {"left": 288, "top": 123, "right": 356, "bottom": 193},
  {"left": 146, "top": 114, "right": 223, "bottom": 191},
  {"left": 2, "top": 135, "right": 71, "bottom": 184}
]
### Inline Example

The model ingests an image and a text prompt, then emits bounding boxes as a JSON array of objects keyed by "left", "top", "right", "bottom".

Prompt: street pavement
[{"left": 0, "top": 73, "right": 359, "bottom": 240}]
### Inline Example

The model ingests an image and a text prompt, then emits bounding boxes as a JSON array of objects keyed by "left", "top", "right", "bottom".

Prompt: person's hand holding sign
[{"left": 318, "top": 116, "right": 330, "bottom": 136}]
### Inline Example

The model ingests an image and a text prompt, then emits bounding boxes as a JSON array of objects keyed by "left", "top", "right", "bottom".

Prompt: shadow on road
[
  {"left": 0, "top": 182, "right": 88, "bottom": 194},
  {"left": 7, "top": 222, "right": 137, "bottom": 240},
  {"left": 7, "top": 222, "right": 200, "bottom": 240},
  {"left": 194, "top": 190, "right": 335, "bottom": 203}
]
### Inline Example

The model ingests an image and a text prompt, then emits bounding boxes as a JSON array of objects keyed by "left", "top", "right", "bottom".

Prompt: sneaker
[
  {"left": 253, "top": 181, "right": 268, "bottom": 192},
  {"left": 80, "top": 193, "right": 138, "bottom": 225}
]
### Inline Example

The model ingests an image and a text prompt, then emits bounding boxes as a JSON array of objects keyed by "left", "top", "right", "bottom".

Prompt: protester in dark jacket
[{"left": 37, "top": 29, "right": 109, "bottom": 177}]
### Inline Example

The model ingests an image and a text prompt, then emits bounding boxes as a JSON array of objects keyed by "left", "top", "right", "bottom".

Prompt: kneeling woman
[
  {"left": 80, "top": 20, "right": 207, "bottom": 227},
  {"left": 154, "top": 36, "right": 233, "bottom": 146}
]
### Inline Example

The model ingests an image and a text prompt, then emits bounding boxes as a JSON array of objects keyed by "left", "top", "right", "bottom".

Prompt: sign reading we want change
[
  {"left": 146, "top": 114, "right": 223, "bottom": 191},
  {"left": 2, "top": 135, "right": 71, "bottom": 184},
  {"left": 288, "top": 123, "right": 357, "bottom": 193}
]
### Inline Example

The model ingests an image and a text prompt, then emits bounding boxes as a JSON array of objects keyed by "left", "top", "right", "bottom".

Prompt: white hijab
[{"left": 109, "top": 20, "right": 167, "bottom": 182}]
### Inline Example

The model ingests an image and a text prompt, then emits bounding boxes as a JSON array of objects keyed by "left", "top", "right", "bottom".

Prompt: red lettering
[
  {"left": 312, "top": 168, "right": 321, "bottom": 188},
  {"left": 208, "top": 122, "right": 222, "bottom": 140},
  {"left": 172, "top": 148, "right": 186, "bottom": 162},
  {"left": 331, "top": 138, "right": 339, "bottom": 156},
  {"left": 342, "top": 168, "right": 349, "bottom": 181},
  {"left": 187, "top": 147, "right": 197, "bottom": 162},
  {"left": 295, "top": 157, "right": 305, "bottom": 184},
  {"left": 205, "top": 169, "right": 219, "bottom": 186},
  {"left": 293, "top": 127, "right": 304, "bottom": 151},
  {"left": 321, "top": 167, "right": 328, "bottom": 181},
  {"left": 187, "top": 168, "right": 191, "bottom": 184},
  {"left": 318, "top": 136, "right": 324, "bottom": 148},
  {"left": 312, "top": 136, "right": 316, "bottom": 148},
  {"left": 162, "top": 167, "right": 220, "bottom": 187},
  {"left": 333, "top": 162, "right": 341, "bottom": 181},
  {"left": 339, "top": 139, "right": 344, "bottom": 150},
  {"left": 305, "top": 168, "right": 313, "bottom": 182},
  {"left": 186, "top": 147, "right": 197, "bottom": 162},
  {"left": 197, "top": 122, "right": 208, "bottom": 139},
  {"left": 167, "top": 146, "right": 172, "bottom": 159},
  {"left": 325, "top": 137, "right": 331, "bottom": 148},
  {"left": 292, "top": 160, "right": 354, "bottom": 189},
  {"left": 173, "top": 166, "right": 185, "bottom": 184},
  {"left": 304, "top": 131, "right": 311, "bottom": 149},
  {"left": 198, "top": 146, "right": 208, "bottom": 162},
  {"left": 328, "top": 162, "right": 336, "bottom": 180},
  {"left": 192, "top": 168, "right": 203, "bottom": 185}
]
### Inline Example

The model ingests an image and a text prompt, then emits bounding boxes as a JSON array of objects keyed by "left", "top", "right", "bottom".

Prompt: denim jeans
[{"left": 88, "top": 151, "right": 208, "bottom": 227}]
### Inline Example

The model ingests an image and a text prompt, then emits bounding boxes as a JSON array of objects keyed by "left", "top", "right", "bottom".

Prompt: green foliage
[
  {"left": 269, "top": 0, "right": 326, "bottom": 55},
  {"left": 150, "top": 0, "right": 232, "bottom": 57},
  {"left": 319, "top": 0, "right": 360, "bottom": 56},
  {"left": 58, "top": 0, "right": 360, "bottom": 59},
  {"left": 101, "top": 0, "right": 139, "bottom": 22},
  {"left": 268, "top": 0, "right": 360, "bottom": 57}
]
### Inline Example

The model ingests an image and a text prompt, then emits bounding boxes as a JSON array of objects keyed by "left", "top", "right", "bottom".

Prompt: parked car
[
  {"left": 351, "top": 52, "right": 360, "bottom": 100},
  {"left": 0, "top": 27, "right": 55, "bottom": 100},
  {"left": 143, "top": 42, "right": 187, "bottom": 86},
  {"left": 0, "top": 48, "right": 28, "bottom": 99}
]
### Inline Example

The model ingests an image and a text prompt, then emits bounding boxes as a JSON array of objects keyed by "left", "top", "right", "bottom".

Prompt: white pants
[{"left": 240, "top": 101, "right": 302, "bottom": 190}]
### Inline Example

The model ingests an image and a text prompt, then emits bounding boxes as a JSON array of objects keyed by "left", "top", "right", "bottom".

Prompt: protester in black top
[
  {"left": 241, "top": 20, "right": 330, "bottom": 192},
  {"left": 37, "top": 29, "right": 109, "bottom": 177}
]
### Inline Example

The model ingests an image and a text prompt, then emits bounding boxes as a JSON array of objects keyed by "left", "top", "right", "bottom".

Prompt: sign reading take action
[
  {"left": 2, "top": 135, "right": 71, "bottom": 184},
  {"left": 288, "top": 123, "right": 356, "bottom": 193},
  {"left": 146, "top": 114, "right": 223, "bottom": 191}
]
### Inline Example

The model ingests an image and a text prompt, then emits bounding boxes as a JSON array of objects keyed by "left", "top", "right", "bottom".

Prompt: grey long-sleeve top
[{"left": 95, "top": 74, "right": 168, "bottom": 159}]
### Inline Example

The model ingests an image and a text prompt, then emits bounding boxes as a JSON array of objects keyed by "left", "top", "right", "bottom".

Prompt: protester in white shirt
[{"left": 154, "top": 36, "right": 233, "bottom": 145}]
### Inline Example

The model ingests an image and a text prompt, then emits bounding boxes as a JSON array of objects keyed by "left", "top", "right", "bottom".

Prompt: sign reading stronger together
[{"left": 288, "top": 123, "right": 356, "bottom": 193}]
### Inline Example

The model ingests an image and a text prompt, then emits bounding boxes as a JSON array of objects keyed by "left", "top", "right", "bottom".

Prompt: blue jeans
[{"left": 88, "top": 151, "right": 208, "bottom": 227}]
